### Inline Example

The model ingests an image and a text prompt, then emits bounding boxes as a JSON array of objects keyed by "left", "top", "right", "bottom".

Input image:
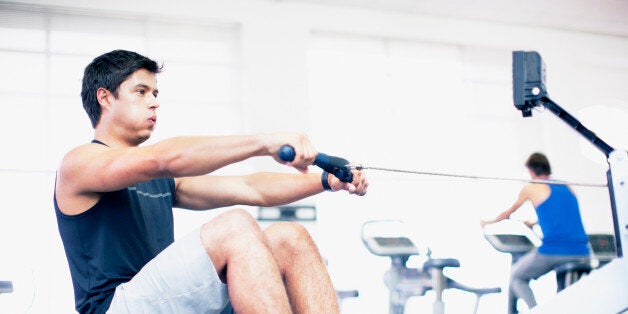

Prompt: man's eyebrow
[
  {"left": 134, "top": 83, "right": 151, "bottom": 89},
  {"left": 135, "top": 84, "right": 159, "bottom": 95}
]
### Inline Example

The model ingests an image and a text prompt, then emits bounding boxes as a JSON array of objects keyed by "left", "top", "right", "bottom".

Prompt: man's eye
[{"left": 137, "top": 90, "right": 145, "bottom": 95}]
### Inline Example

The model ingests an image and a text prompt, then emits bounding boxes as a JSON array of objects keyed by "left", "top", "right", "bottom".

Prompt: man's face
[{"left": 108, "top": 69, "right": 160, "bottom": 145}]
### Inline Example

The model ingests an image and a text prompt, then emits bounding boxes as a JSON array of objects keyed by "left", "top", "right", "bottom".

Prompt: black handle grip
[{"left": 278, "top": 145, "right": 353, "bottom": 183}]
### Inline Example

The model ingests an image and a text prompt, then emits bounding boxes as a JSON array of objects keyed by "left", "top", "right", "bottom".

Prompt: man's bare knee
[
  {"left": 199, "top": 209, "right": 267, "bottom": 275},
  {"left": 201, "top": 209, "right": 265, "bottom": 246},
  {"left": 265, "top": 222, "right": 318, "bottom": 257},
  {"left": 202, "top": 208, "right": 258, "bottom": 232}
]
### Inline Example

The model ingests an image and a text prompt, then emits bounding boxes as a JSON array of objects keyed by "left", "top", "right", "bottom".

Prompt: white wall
[{"left": 0, "top": 0, "right": 627, "bottom": 313}]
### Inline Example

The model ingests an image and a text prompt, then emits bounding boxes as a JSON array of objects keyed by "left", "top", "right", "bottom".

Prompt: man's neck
[
  {"left": 93, "top": 128, "right": 144, "bottom": 148},
  {"left": 533, "top": 175, "right": 550, "bottom": 180}
]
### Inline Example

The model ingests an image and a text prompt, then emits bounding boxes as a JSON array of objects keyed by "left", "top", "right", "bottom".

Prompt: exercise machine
[
  {"left": 482, "top": 220, "right": 606, "bottom": 313},
  {"left": 362, "top": 220, "right": 501, "bottom": 314},
  {"left": 587, "top": 233, "right": 616, "bottom": 268},
  {"left": 274, "top": 51, "right": 628, "bottom": 313},
  {"left": 482, "top": 221, "right": 538, "bottom": 270},
  {"left": 513, "top": 51, "right": 628, "bottom": 313}
]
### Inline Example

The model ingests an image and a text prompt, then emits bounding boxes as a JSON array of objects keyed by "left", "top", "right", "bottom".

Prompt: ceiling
[{"left": 279, "top": 0, "right": 628, "bottom": 37}]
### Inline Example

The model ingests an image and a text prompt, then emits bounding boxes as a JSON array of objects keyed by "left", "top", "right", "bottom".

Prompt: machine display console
[
  {"left": 588, "top": 234, "right": 617, "bottom": 265},
  {"left": 484, "top": 233, "right": 536, "bottom": 254},
  {"left": 363, "top": 236, "right": 419, "bottom": 257}
]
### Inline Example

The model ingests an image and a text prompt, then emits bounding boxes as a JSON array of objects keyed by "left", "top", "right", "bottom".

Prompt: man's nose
[{"left": 148, "top": 94, "right": 159, "bottom": 109}]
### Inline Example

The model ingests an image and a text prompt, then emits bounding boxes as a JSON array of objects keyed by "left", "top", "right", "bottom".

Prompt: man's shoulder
[
  {"left": 56, "top": 142, "right": 109, "bottom": 191},
  {"left": 60, "top": 142, "right": 107, "bottom": 166},
  {"left": 522, "top": 182, "right": 546, "bottom": 193},
  {"left": 523, "top": 182, "right": 552, "bottom": 198}
]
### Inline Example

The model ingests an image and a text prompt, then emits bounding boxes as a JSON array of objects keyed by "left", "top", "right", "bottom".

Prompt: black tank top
[{"left": 55, "top": 140, "right": 176, "bottom": 313}]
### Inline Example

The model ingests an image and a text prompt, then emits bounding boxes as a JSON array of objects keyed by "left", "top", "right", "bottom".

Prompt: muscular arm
[
  {"left": 175, "top": 173, "right": 323, "bottom": 210},
  {"left": 481, "top": 185, "right": 531, "bottom": 226},
  {"left": 175, "top": 169, "right": 368, "bottom": 210},
  {"left": 56, "top": 133, "right": 315, "bottom": 215}
]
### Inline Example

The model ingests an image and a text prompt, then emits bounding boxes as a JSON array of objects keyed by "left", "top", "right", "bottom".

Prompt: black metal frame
[{"left": 512, "top": 50, "right": 623, "bottom": 257}]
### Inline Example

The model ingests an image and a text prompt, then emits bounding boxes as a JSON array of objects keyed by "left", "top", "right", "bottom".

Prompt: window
[
  {"left": 0, "top": 6, "right": 241, "bottom": 171},
  {"left": 307, "top": 32, "right": 526, "bottom": 178}
]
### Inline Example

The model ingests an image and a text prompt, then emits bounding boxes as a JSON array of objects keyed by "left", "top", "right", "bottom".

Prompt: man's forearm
[
  {"left": 490, "top": 210, "right": 513, "bottom": 224},
  {"left": 244, "top": 172, "right": 325, "bottom": 207},
  {"left": 174, "top": 172, "right": 326, "bottom": 210}
]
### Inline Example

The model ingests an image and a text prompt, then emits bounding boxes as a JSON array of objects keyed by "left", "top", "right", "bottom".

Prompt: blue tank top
[
  {"left": 535, "top": 184, "right": 589, "bottom": 256},
  {"left": 55, "top": 174, "right": 176, "bottom": 313}
]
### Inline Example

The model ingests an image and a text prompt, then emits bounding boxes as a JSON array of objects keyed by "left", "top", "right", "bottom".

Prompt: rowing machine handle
[{"left": 278, "top": 145, "right": 354, "bottom": 183}]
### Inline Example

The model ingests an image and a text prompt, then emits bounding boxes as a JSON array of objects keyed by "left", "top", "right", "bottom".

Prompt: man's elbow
[{"left": 147, "top": 146, "right": 185, "bottom": 178}]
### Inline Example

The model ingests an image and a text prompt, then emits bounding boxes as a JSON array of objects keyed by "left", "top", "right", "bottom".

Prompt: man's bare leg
[
  {"left": 199, "top": 209, "right": 291, "bottom": 314},
  {"left": 264, "top": 222, "right": 340, "bottom": 314}
]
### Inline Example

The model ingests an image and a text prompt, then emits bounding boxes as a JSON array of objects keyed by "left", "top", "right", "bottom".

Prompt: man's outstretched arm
[
  {"left": 481, "top": 185, "right": 530, "bottom": 226},
  {"left": 56, "top": 133, "right": 316, "bottom": 215},
  {"left": 174, "top": 170, "right": 369, "bottom": 210}
]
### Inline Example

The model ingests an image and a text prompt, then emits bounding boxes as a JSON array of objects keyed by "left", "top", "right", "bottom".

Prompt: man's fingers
[{"left": 345, "top": 183, "right": 356, "bottom": 193}]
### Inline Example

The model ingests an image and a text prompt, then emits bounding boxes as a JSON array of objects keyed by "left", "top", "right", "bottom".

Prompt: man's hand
[
  {"left": 328, "top": 169, "right": 369, "bottom": 196},
  {"left": 263, "top": 133, "right": 317, "bottom": 173}
]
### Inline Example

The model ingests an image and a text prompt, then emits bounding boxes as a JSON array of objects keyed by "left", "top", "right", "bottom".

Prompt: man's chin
[{"left": 134, "top": 133, "right": 152, "bottom": 145}]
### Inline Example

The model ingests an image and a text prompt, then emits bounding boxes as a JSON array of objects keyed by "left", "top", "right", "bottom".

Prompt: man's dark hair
[
  {"left": 525, "top": 152, "right": 551, "bottom": 176},
  {"left": 81, "top": 50, "right": 163, "bottom": 128}
]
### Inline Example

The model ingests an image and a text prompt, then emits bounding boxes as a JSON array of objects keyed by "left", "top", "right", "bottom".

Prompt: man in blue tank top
[
  {"left": 54, "top": 50, "right": 369, "bottom": 314},
  {"left": 481, "top": 153, "right": 589, "bottom": 312}
]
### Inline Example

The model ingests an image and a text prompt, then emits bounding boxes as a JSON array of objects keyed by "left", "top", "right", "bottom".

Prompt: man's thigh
[
  {"left": 107, "top": 228, "right": 229, "bottom": 314},
  {"left": 511, "top": 250, "right": 587, "bottom": 281},
  {"left": 511, "top": 250, "right": 557, "bottom": 281}
]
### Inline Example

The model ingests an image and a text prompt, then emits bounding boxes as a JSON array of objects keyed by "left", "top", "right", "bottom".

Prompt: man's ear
[{"left": 96, "top": 87, "right": 111, "bottom": 110}]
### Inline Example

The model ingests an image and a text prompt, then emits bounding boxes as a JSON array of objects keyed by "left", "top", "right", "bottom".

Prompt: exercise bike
[
  {"left": 482, "top": 220, "right": 615, "bottom": 313},
  {"left": 361, "top": 220, "right": 501, "bottom": 314}
]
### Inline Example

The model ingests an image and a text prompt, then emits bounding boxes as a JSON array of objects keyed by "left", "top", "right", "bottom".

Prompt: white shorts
[{"left": 107, "top": 228, "right": 229, "bottom": 313}]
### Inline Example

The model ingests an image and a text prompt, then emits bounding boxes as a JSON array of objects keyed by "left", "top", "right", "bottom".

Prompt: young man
[
  {"left": 54, "top": 50, "right": 368, "bottom": 314},
  {"left": 480, "top": 152, "right": 589, "bottom": 312}
]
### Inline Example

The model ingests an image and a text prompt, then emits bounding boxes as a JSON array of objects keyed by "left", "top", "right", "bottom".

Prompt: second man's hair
[{"left": 526, "top": 152, "right": 551, "bottom": 176}]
